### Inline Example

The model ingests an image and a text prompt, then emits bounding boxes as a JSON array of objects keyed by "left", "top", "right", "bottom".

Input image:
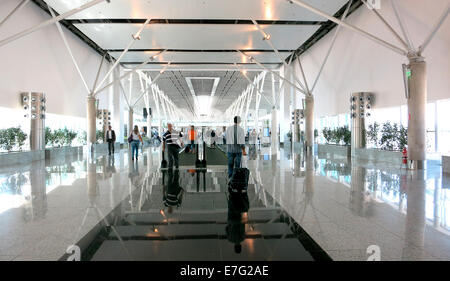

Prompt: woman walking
[{"left": 129, "top": 125, "right": 143, "bottom": 161}]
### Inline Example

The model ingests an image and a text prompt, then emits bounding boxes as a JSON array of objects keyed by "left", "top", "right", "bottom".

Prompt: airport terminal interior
[{"left": 0, "top": 0, "right": 449, "bottom": 262}]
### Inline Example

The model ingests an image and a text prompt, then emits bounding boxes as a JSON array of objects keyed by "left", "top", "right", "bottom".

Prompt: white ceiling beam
[
  {"left": 94, "top": 18, "right": 151, "bottom": 93},
  {"left": 311, "top": 0, "right": 352, "bottom": 93},
  {"left": 251, "top": 19, "right": 307, "bottom": 92},
  {"left": 93, "top": 50, "right": 166, "bottom": 96},
  {"left": 361, "top": 0, "right": 408, "bottom": 50},
  {"left": 389, "top": 0, "right": 414, "bottom": 51},
  {"left": 48, "top": 5, "right": 90, "bottom": 95},
  {"left": 0, "top": 0, "right": 108, "bottom": 48},
  {"left": 132, "top": 62, "right": 171, "bottom": 108},
  {"left": 286, "top": 0, "right": 407, "bottom": 56},
  {"left": 238, "top": 50, "right": 306, "bottom": 95},
  {"left": 0, "top": 0, "right": 30, "bottom": 29},
  {"left": 418, "top": 2, "right": 450, "bottom": 54}
]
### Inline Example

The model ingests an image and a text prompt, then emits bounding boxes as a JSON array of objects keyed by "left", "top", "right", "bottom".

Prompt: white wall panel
[{"left": 0, "top": 0, "right": 110, "bottom": 118}]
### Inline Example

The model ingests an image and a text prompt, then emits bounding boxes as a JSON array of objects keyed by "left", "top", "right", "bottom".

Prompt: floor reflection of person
[
  {"left": 248, "top": 144, "right": 257, "bottom": 160},
  {"left": 105, "top": 155, "right": 116, "bottom": 177},
  {"left": 226, "top": 191, "right": 250, "bottom": 254},
  {"left": 128, "top": 160, "right": 140, "bottom": 187},
  {"left": 163, "top": 169, "right": 184, "bottom": 214}
]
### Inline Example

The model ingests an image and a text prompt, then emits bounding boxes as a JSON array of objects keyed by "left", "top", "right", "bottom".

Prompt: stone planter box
[
  {"left": 352, "top": 147, "right": 403, "bottom": 165},
  {"left": 318, "top": 144, "right": 351, "bottom": 158},
  {"left": 45, "top": 146, "right": 83, "bottom": 159},
  {"left": 442, "top": 155, "right": 450, "bottom": 174},
  {"left": 0, "top": 150, "right": 45, "bottom": 167},
  {"left": 281, "top": 141, "right": 291, "bottom": 148},
  {"left": 85, "top": 143, "right": 122, "bottom": 155}
]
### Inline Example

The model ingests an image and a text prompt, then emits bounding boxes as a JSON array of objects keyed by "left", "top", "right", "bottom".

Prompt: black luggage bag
[{"left": 228, "top": 167, "right": 249, "bottom": 193}]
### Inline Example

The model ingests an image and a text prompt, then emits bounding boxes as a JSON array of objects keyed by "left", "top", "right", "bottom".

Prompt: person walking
[
  {"left": 163, "top": 123, "right": 184, "bottom": 169},
  {"left": 188, "top": 125, "right": 196, "bottom": 154},
  {"left": 105, "top": 125, "right": 116, "bottom": 155},
  {"left": 210, "top": 129, "right": 216, "bottom": 148},
  {"left": 222, "top": 126, "right": 227, "bottom": 145},
  {"left": 226, "top": 116, "right": 247, "bottom": 179},
  {"left": 129, "top": 125, "right": 143, "bottom": 161}
]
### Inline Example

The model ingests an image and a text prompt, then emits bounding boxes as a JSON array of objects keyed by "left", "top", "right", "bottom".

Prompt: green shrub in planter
[
  {"left": 45, "top": 127, "right": 78, "bottom": 147},
  {"left": 286, "top": 131, "right": 292, "bottom": 142},
  {"left": 322, "top": 126, "right": 350, "bottom": 145},
  {"left": 61, "top": 128, "right": 77, "bottom": 146},
  {"left": 322, "top": 128, "right": 332, "bottom": 144},
  {"left": 367, "top": 122, "right": 380, "bottom": 147},
  {"left": 96, "top": 129, "right": 104, "bottom": 143},
  {"left": 342, "top": 126, "right": 351, "bottom": 146},
  {"left": 366, "top": 122, "right": 408, "bottom": 151},
  {"left": 45, "top": 127, "right": 54, "bottom": 147},
  {"left": 0, "top": 127, "right": 27, "bottom": 152},
  {"left": 398, "top": 125, "right": 408, "bottom": 150},
  {"left": 78, "top": 131, "right": 87, "bottom": 145}
]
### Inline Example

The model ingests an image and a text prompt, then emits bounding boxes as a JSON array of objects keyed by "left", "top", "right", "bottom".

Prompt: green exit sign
[{"left": 406, "top": 69, "right": 412, "bottom": 78}]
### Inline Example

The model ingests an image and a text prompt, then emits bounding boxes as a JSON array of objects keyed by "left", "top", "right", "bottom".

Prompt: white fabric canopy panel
[
  {"left": 74, "top": 23, "right": 320, "bottom": 50},
  {"left": 123, "top": 64, "right": 280, "bottom": 71},
  {"left": 45, "top": 0, "right": 348, "bottom": 21},
  {"left": 108, "top": 51, "right": 291, "bottom": 64}
]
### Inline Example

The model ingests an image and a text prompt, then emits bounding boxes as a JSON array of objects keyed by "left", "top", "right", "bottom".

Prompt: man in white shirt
[{"left": 226, "top": 116, "right": 247, "bottom": 179}]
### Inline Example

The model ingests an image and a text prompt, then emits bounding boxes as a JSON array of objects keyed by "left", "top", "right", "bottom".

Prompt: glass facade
[
  {"left": 0, "top": 106, "right": 87, "bottom": 151},
  {"left": 316, "top": 98, "right": 450, "bottom": 155}
]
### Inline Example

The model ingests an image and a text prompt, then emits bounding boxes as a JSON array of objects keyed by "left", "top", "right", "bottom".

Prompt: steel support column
[
  {"left": 407, "top": 57, "right": 427, "bottom": 169},
  {"left": 271, "top": 108, "right": 278, "bottom": 155},
  {"left": 128, "top": 108, "right": 134, "bottom": 135},
  {"left": 86, "top": 96, "right": 97, "bottom": 147},
  {"left": 304, "top": 95, "right": 314, "bottom": 154}
]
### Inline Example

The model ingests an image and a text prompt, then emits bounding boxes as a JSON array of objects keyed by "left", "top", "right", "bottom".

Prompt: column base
[{"left": 408, "top": 160, "right": 426, "bottom": 170}]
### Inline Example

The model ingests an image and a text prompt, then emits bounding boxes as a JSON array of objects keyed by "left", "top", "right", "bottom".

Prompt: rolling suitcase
[{"left": 161, "top": 143, "right": 167, "bottom": 168}]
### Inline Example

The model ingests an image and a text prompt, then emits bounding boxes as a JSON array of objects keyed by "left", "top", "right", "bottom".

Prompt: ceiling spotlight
[
  {"left": 22, "top": 96, "right": 29, "bottom": 102},
  {"left": 263, "top": 34, "right": 271, "bottom": 40},
  {"left": 31, "top": 113, "right": 37, "bottom": 119},
  {"left": 23, "top": 105, "right": 28, "bottom": 110},
  {"left": 366, "top": 113, "right": 371, "bottom": 117}
]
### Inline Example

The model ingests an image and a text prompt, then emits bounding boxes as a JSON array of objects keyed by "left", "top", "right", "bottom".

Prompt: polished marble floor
[{"left": 0, "top": 145, "right": 449, "bottom": 261}]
